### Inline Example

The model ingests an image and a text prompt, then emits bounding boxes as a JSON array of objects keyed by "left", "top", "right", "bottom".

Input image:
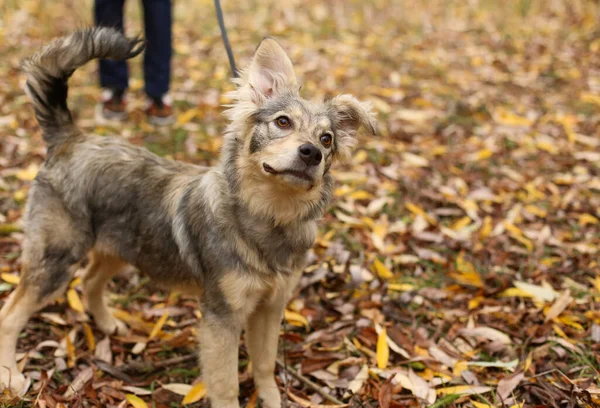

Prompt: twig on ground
[
  {"left": 276, "top": 358, "right": 345, "bottom": 406},
  {"left": 120, "top": 353, "right": 198, "bottom": 372}
]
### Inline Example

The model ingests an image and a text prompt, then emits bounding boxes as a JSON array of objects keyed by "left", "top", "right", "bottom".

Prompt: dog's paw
[
  {"left": 96, "top": 316, "right": 129, "bottom": 336},
  {"left": 258, "top": 385, "right": 282, "bottom": 408},
  {"left": 210, "top": 398, "right": 241, "bottom": 408},
  {"left": 0, "top": 367, "right": 26, "bottom": 395}
]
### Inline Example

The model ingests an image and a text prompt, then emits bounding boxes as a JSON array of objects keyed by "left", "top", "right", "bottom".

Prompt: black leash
[{"left": 214, "top": 0, "right": 239, "bottom": 78}]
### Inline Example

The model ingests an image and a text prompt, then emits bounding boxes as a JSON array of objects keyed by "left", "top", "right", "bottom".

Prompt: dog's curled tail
[{"left": 22, "top": 27, "right": 144, "bottom": 146}]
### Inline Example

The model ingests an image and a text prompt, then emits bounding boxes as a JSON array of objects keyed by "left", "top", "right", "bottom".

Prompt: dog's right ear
[{"left": 247, "top": 38, "right": 298, "bottom": 103}]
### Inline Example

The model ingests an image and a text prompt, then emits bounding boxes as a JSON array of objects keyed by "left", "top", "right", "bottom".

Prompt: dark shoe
[
  {"left": 95, "top": 88, "right": 127, "bottom": 122},
  {"left": 146, "top": 94, "right": 174, "bottom": 126}
]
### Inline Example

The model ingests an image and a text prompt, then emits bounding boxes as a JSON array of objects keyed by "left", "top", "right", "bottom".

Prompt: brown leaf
[
  {"left": 378, "top": 374, "right": 395, "bottom": 408},
  {"left": 497, "top": 372, "right": 525, "bottom": 401}
]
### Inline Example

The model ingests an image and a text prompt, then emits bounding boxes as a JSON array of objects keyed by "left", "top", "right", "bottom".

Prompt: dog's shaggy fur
[{"left": 0, "top": 28, "right": 375, "bottom": 407}]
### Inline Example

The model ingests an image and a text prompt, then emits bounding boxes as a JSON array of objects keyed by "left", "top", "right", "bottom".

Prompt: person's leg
[
  {"left": 95, "top": 0, "right": 128, "bottom": 92},
  {"left": 141, "top": 0, "right": 172, "bottom": 100}
]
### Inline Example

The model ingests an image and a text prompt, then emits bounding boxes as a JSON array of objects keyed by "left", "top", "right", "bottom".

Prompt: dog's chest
[{"left": 237, "top": 218, "right": 317, "bottom": 274}]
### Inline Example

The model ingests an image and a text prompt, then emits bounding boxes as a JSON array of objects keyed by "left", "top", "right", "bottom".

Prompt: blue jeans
[{"left": 95, "top": 0, "right": 172, "bottom": 99}]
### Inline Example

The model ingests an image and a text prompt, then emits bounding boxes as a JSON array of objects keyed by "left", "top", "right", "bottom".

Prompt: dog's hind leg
[
  {"left": 82, "top": 250, "right": 129, "bottom": 336},
  {"left": 0, "top": 180, "right": 91, "bottom": 393},
  {"left": 0, "top": 283, "right": 38, "bottom": 393},
  {"left": 0, "top": 246, "right": 82, "bottom": 393}
]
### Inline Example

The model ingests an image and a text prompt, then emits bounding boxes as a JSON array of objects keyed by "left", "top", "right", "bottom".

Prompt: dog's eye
[
  {"left": 275, "top": 116, "right": 291, "bottom": 129},
  {"left": 320, "top": 133, "right": 333, "bottom": 148}
]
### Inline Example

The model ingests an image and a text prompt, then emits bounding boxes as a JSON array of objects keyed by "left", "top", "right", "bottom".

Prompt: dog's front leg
[
  {"left": 199, "top": 313, "right": 243, "bottom": 408},
  {"left": 246, "top": 270, "right": 303, "bottom": 408},
  {"left": 245, "top": 297, "right": 285, "bottom": 408}
]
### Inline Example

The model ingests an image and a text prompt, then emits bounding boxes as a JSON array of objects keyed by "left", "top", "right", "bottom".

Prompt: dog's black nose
[{"left": 298, "top": 143, "right": 322, "bottom": 166}]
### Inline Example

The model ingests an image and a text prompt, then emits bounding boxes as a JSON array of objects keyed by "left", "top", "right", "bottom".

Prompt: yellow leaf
[
  {"left": 505, "top": 223, "right": 533, "bottom": 251},
  {"left": 176, "top": 108, "right": 199, "bottom": 126},
  {"left": 552, "top": 324, "right": 572, "bottom": 342},
  {"left": 388, "top": 283, "right": 414, "bottom": 292},
  {"left": 557, "top": 315, "right": 584, "bottom": 331},
  {"left": 352, "top": 150, "right": 368, "bottom": 164},
  {"left": 579, "top": 213, "right": 599, "bottom": 226},
  {"left": 471, "top": 401, "right": 494, "bottom": 408},
  {"left": 348, "top": 190, "right": 373, "bottom": 200},
  {"left": 70, "top": 277, "right": 82, "bottom": 288},
  {"left": 470, "top": 148, "right": 493, "bottom": 161},
  {"left": 449, "top": 271, "right": 483, "bottom": 288},
  {"left": 149, "top": 312, "right": 169, "bottom": 340},
  {"left": 536, "top": 140, "right": 558, "bottom": 154},
  {"left": 453, "top": 361, "right": 468, "bottom": 376},
  {"left": 524, "top": 183, "right": 546, "bottom": 200},
  {"left": 581, "top": 92, "right": 600, "bottom": 106},
  {"left": 436, "top": 385, "right": 492, "bottom": 396},
  {"left": 376, "top": 328, "right": 389, "bottom": 369},
  {"left": 405, "top": 202, "right": 437, "bottom": 225},
  {"left": 112, "top": 309, "right": 156, "bottom": 334},
  {"left": 504, "top": 222, "right": 524, "bottom": 237},
  {"left": 590, "top": 276, "right": 600, "bottom": 293},
  {"left": 65, "top": 333, "right": 76, "bottom": 368},
  {"left": 182, "top": 381, "right": 207, "bottom": 404},
  {"left": 373, "top": 258, "right": 394, "bottom": 280},
  {"left": 413, "top": 345, "right": 429, "bottom": 357},
  {"left": 402, "top": 152, "right": 429, "bottom": 167},
  {"left": 13, "top": 189, "right": 27, "bottom": 202},
  {"left": 126, "top": 394, "right": 149, "bottom": 408},
  {"left": 479, "top": 216, "right": 493, "bottom": 239},
  {"left": 247, "top": 390, "right": 259, "bottom": 408},
  {"left": 451, "top": 216, "right": 471, "bottom": 231},
  {"left": 524, "top": 205, "right": 547, "bottom": 218},
  {"left": 83, "top": 323, "right": 96, "bottom": 352},
  {"left": 432, "top": 146, "right": 447, "bottom": 156},
  {"left": 1, "top": 273, "right": 20, "bottom": 285},
  {"left": 284, "top": 309, "right": 308, "bottom": 328},
  {"left": 541, "top": 257, "right": 561, "bottom": 266},
  {"left": 67, "top": 289, "right": 85, "bottom": 313},
  {"left": 498, "top": 288, "right": 535, "bottom": 298},
  {"left": 524, "top": 352, "right": 533, "bottom": 371},
  {"left": 456, "top": 252, "right": 475, "bottom": 274},
  {"left": 469, "top": 296, "right": 484, "bottom": 310},
  {"left": 333, "top": 185, "right": 352, "bottom": 197},
  {"left": 16, "top": 163, "right": 39, "bottom": 181},
  {"left": 493, "top": 107, "right": 532, "bottom": 126}
]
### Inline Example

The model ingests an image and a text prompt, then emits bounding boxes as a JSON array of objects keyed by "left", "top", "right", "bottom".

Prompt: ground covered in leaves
[{"left": 1, "top": 0, "right": 600, "bottom": 407}]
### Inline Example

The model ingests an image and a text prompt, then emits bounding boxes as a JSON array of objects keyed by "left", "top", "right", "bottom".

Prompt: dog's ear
[
  {"left": 247, "top": 38, "right": 298, "bottom": 101},
  {"left": 329, "top": 94, "right": 377, "bottom": 159}
]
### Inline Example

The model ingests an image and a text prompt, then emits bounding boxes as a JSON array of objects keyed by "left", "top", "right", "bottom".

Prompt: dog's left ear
[
  {"left": 247, "top": 38, "right": 298, "bottom": 103},
  {"left": 329, "top": 94, "right": 377, "bottom": 159}
]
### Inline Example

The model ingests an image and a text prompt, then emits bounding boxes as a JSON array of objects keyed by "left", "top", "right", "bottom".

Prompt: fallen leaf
[
  {"left": 544, "top": 289, "right": 572, "bottom": 322},
  {"left": 66, "top": 289, "right": 85, "bottom": 314},
  {"left": 373, "top": 258, "right": 394, "bottom": 279},
  {"left": 148, "top": 312, "right": 169, "bottom": 340},
  {"left": 182, "top": 381, "right": 206, "bottom": 404},
  {"left": 284, "top": 309, "right": 309, "bottom": 328},
  {"left": 162, "top": 383, "right": 192, "bottom": 396},
  {"left": 436, "top": 385, "right": 493, "bottom": 396},
  {"left": 0, "top": 273, "right": 20, "bottom": 285},
  {"left": 497, "top": 372, "right": 525, "bottom": 401},
  {"left": 377, "top": 328, "right": 390, "bottom": 368},
  {"left": 513, "top": 281, "right": 558, "bottom": 303},
  {"left": 125, "top": 394, "right": 149, "bottom": 408},
  {"left": 459, "top": 327, "right": 512, "bottom": 344}
]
